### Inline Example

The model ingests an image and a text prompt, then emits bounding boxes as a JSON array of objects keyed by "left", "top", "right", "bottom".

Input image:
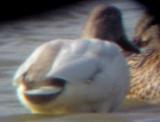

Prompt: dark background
[
  {"left": 0, "top": 0, "right": 159, "bottom": 22},
  {"left": 0, "top": 0, "right": 86, "bottom": 22},
  {"left": 135, "top": 0, "right": 160, "bottom": 23}
]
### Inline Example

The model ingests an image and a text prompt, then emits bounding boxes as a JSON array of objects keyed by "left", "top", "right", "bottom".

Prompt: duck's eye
[
  {"left": 139, "top": 39, "right": 150, "bottom": 47},
  {"left": 23, "top": 74, "right": 35, "bottom": 86}
]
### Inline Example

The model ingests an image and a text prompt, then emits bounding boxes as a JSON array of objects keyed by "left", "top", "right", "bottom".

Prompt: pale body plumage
[{"left": 14, "top": 38, "right": 129, "bottom": 114}]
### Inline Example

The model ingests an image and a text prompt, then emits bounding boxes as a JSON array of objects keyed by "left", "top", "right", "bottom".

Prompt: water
[{"left": 0, "top": 0, "right": 160, "bottom": 121}]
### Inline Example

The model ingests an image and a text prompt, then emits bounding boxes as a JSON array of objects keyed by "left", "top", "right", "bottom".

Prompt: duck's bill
[
  {"left": 25, "top": 86, "right": 62, "bottom": 96},
  {"left": 133, "top": 37, "right": 140, "bottom": 46},
  {"left": 117, "top": 38, "right": 140, "bottom": 53},
  {"left": 24, "top": 86, "right": 64, "bottom": 104},
  {"left": 22, "top": 77, "right": 67, "bottom": 104}
]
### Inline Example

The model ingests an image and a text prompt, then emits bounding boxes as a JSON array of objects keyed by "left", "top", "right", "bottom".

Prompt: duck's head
[
  {"left": 133, "top": 13, "right": 160, "bottom": 50},
  {"left": 15, "top": 69, "right": 76, "bottom": 115},
  {"left": 82, "top": 5, "right": 140, "bottom": 54},
  {"left": 135, "top": 26, "right": 160, "bottom": 50},
  {"left": 15, "top": 71, "right": 67, "bottom": 105}
]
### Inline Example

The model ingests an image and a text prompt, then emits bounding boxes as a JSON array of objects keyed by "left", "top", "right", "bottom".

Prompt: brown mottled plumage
[
  {"left": 127, "top": 13, "right": 160, "bottom": 104},
  {"left": 134, "top": 13, "right": 154, "bottom": 43}
]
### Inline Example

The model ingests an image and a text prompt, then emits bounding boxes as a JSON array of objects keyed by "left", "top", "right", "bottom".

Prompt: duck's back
[
  {"left": 46, "top": 39, "right": 130, "bottom": 111},
  {"left": 14, "top": 38, "right": 129, "bottom": 85},
  {"left": 46, "top": 39, "right": 129, "bottom": 82}
]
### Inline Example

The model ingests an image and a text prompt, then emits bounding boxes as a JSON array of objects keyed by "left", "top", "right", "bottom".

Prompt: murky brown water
[{"left": 0, "top": 0, "right": 160, "bottom": 121}]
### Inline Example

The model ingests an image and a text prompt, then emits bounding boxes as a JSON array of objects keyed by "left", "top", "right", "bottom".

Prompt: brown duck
[{"left": 127, "top": 12, "right": 160, "bottom": 104}]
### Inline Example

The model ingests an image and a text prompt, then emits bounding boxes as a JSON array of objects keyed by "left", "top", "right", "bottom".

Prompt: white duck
[{"left": 13, "top": 5, "right": 139, "bottom": 115}]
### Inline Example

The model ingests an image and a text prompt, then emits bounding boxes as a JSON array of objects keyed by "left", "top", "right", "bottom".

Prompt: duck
[
  {"left": 13, "top": 5, "right": 140, "bottom": 115},
  {"left": 126, "top": 12, "right": 160, "bottom": 104}
]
